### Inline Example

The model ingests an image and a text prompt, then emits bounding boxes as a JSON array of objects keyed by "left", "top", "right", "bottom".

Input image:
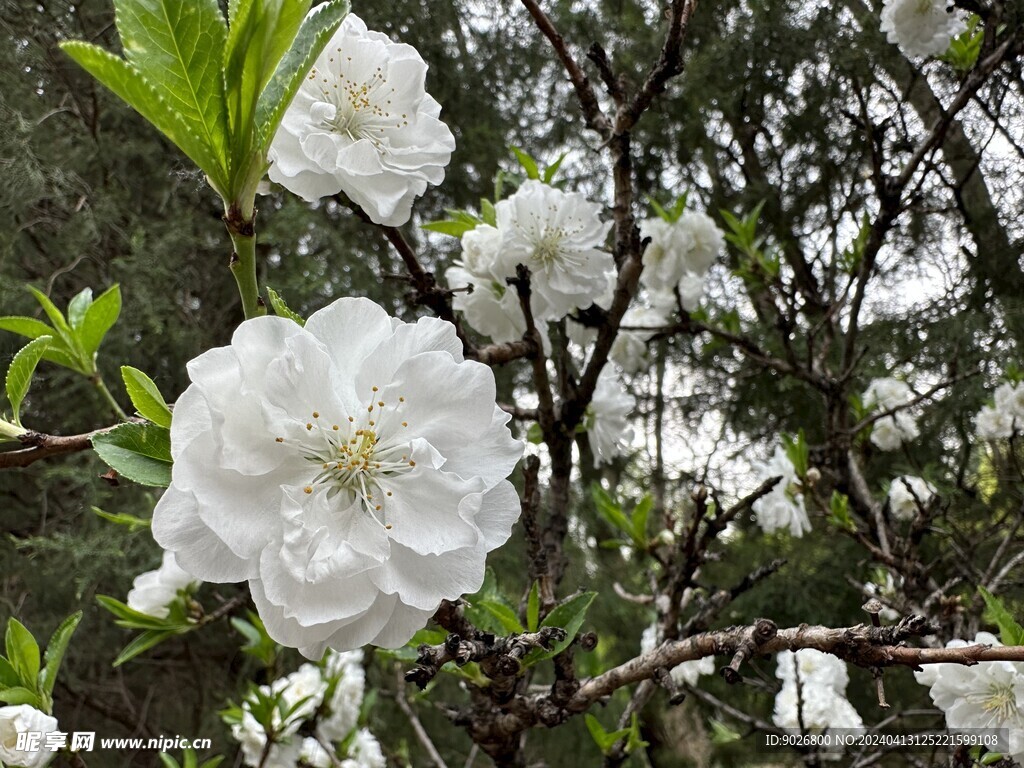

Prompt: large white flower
[
  {"left": 887, "top": 475, "right": 936, "bottom": 521},
  {"left": 126, "top": 550, "right": 201, "bottom": 619},
  {"left": 153, "top": 298, "right": 524, "bottom": 657},
  {"left": 880, "top": 0, "right": 967, "bottom": 59},
  {"left": 495, "top": 180, "right": 613, "bottom": 319},
  {"left": 0, "top": 706, "right": 59, "bottom": 768},
  {"left": 268, "top": 14, "right": 455, "bottom": 226},
  {"left": 915, "top": 632, "right": 1024, "bottom": 762},
  {"left": 751, "top": 447, "right": 812, "bottom": 538},
  {"left": 585, "top": 370, "right": 636, "bottom": 467}
]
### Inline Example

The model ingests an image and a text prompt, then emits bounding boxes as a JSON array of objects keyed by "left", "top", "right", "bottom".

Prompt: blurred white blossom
[
  {"left": 0, "top": 706, "right": 59, "bottom": 768},
  {"left": 887, "top": 475, "right": 936, "bottom": 521},
  {"left": 126, "top": 550, "right": 200, "bottom": 619},
  {"left": 751, "top": 447, "right": 812, "bottom": 537},
  {"left": 585, "top": 370, "right": 636, "bottom": 467},
  {"left": 880, "top": 0, "right": 966, "bottom": 59},
  {"left": 863, "top": 377, "right": 919, "bottom": 451}
]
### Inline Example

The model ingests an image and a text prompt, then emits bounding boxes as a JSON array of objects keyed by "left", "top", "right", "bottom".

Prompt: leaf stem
[
  {"left": 0, "top": 419, "right": 28, "bottom": 441},
  {"left": 92, "top": 374, "right": 128, "bottom": 420}
]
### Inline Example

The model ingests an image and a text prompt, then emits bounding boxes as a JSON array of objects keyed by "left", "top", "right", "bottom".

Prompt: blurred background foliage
[{"left": 1, "top": 0, "right": 1022, "bottom": 765}]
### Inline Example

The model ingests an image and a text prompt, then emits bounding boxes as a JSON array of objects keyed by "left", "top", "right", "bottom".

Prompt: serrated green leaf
[
  {"left": 979, "top": 587, "right": 1024, "bottom": 646},
  {"left": 39, "top": 611, "right": 82, "bottom": 699},
  {"left": 27, "top": 287, "right": 70, "bottom": 335},
  {"left": 0, "top": 316, "right": 54, "bottom": 341},
  {"left": 121, "top": 366, "right": 173, "bottom": 428},
  {"left": 79, "top": 285, "right": 122, "bottom": 360},
  {"left": 115, "top": 0, "right": 229, "bottom": 177},
  {"left": 67, "top": 288, "right": 93, "bottom": 329},
  {"left": 91, "top": 422, "right": 173, "bottom": 487},
  {"left": 5, "top": 619, "right": 40, "bottom": 693},
  {"left": 0, "top": 686, "right": 41, "bottom": 707},
  {"left": 526, "top": 581, "right": 540, "bottom": 632},
  {"left": 255, "top": 0, "right": 349, "bottom": 147},
  {"left": 511, "top": 146, "right": 539, "bottom": 180},
  {"left": 60, "top": 41, "right": 227, "bottom": 191},
  {"left": 265, "top": 287, "right": 305, "bottom": 326},
  {"left": 5, "top": 336, "right": 52, "bottom": 425}
]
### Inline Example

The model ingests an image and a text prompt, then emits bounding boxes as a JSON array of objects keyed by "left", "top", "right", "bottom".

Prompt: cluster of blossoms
[
  {"left": 445, "top": 180, "right": 613, "bottom": 346},
  {"left": 772, "top": 650, "right": 864, "bottom": 734},
  {"left": 879, "top": 0, "right": 967, "bottom": 59},
  {"left": 640, "top": 625, "right": 715, "bottom": 687},
  {"left": 126, "top": 550, "right": 202, "bottom": 618},
  {"left": 268, "top": 14, "right": 456, "bottom": 227},
  {"left": 974, "top": 380, "right": 1024, "bottom": 440},
  {"left": 915, "top": 633, "right": 1024, "bottom": 762},
  {"left": 886, "top": 475, "right": 936, "bottom": 522},
  {"left": 0, "top": 705, "right": 59, "bottom": 768},
  {"left": 751, "top": 447, "right": 812, "bottom": 538},
  {"left": 638, "top": 209, "right": 724, "bottom": 313},
  {"left": 230, "top": 650, "right": 383, "bottom": 768},
  {"left": 153, "top": 297, "right": 524, "bottom": 656},
  {"left": 863, "top": 377, "right": 920, "bottom": 451}
]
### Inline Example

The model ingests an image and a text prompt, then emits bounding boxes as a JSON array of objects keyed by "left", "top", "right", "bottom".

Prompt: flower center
[
  {"left": 275, "top": 387, "right": 415, "bottom": 530},
  {"left": 974, "top": 681, "right": 1021, "bottom": 724},
  {"left": 307, "top": 54, "right": 408, "bottom": 149}
]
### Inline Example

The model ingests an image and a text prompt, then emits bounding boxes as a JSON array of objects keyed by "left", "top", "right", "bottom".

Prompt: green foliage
[
  {"left": 591, "top": 484, "right": 652, "bottom": 549},
  {"left": 943, "top": 16, "right": 983, "bottom": 73},
  {"left": 781, "top": 429, "right": 809, "bottom": 478},
  {"left": 585, "top": 712, "right": 646, "bottom": 756},
  {"left": 159, "top": 749, "right": 224, "bottom": 768},
  {"left": 91, "top": 422, "right": 173, "bottom": 486},
  {"left": 95, "top": 595, "right": 196, "bottom": 666},
  {"left": 839, "top": 213, "right": 870, "bottom": 274},
  {"left": 230, "top": 613, "right": 279, "bottom": 669},
  {"left": 5, "top": 336, "right": 51, "bottom": 426},
  {"left": 121, "top": 366, "right": 173, "bottom": 427},
  {"left": 265, "top": 286, "right": 306, "bottom": 325},
  {"left": 0, "top": 613, "right": 81, "bottom": 713},
  {"left": 0, "top": 285, "right": 121, "bottom": 377},
  {"left": 92, "top": 506, "right": 153, "bottom": 532},
  {"left": 828, "top": 491, "right": 856, "bottom": 532},
  {"left": 525, "top": 591, "right": 597, "bottom": 665},
  {"left": 60, "top": 0, "right": 350, "bottom": 206},
  {"left": 978, "top": 588, "right": 1024, "bottom": 646},
  {"left": 649, "top": 193, "right": 688, "bottom": 223},
  {"left": 421, "top": 208, "right": 484, "bottom": 237},
  {"left": 526, "top": 581, "right": 540, "bottom": 632}
]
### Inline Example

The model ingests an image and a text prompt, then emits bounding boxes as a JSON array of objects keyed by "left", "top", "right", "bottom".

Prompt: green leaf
[
  {"left": 67, "top": 288, "right": 94, "bottom": 329},
  {"left": 528, "top": 592, "right": 597, "bottom": 663},
  {"left": 265, "top": 287, "right": 305, "bottom": 326},
  {"left": 158, "top": 754, "right": 181, "bottom": 768},
  {"left": 5, "top": 619, "right": 40, "bottom": 692},
  {"left": 26, "top": 287, "right": 70, "bottom": 336},
  {"left": 91, "top": 422, "right": 173, "bottom": 487},
  {"left": 421, "top": 219, "right": 478, "bottom": 238},
  {"left": 828, "top": 491, "right": 855, "bottom": 532},
  {"left": 0, "top": 657, "right": 20, "bottom": 688},
  {"left": 475, "top": 600, "right": 525, "bottom": 635},
  {"left": 708, "top": 717, "right": 742, "bottom": 744},
  {"left": 542, "top": 152, "right": 567, "bottom": 184},
  {"left": 979, "top": 587, "right": 1024, "bottom": 646},
  {"left": 113, "top": 629, "right": 180, "bottom": 667},
  {"left": 96, "top": 595, "right": 190, "bottom": 631},
  {"left": 585, "top": 714, "right": 630, "bottom": 755},
  {"left": 526, "top": 581, "right": 540, "bottom": 632},
  {"left": 5, "top": 336, "right": 52, "bottom": 425},
  {"left": 254, "top": 0, "right": 349, "bottom": 147},
  {"left": 39, "top": 611, "right": 83, "bottom": 699},
  {"left": 781, "top": 429, "right": 809, "bottom": 478},
  {"left": 631, "top": 495, "right": 653, "bottom": 546},
  {"left": 625, "top": 712, "right": 649, "bottom": 754},
  {"left": 526, "top": 423, "right": 544, "bottom": 445},
  {"left": 0, "top": 316, "right": 55, "bottom": 341},
  {"left": 115, "top": 0, "right": 229, "bottom": 178},
  {"left": 92, "top": 506, "right": 152, "bottom": 531},
  {"left": 511, "top": 146, "right": 540, "bottom": 180},
  {"left": 480, "top": 198, "right": 497, "bottom": 227},
  {"left": 121, "top": 366, "right": 173, "bottom": 428},
  {"left": 60, "top": 41, "right": 227, "bottom": 191},
  {"left": 79, "top": 285, "right": 122, "bottom": 360},
  {"left": 0, "top": 687, "right": 41, "bottom": 707},
  {"left": 591, "top": 483, "right": 633, "bottom": 538}
]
